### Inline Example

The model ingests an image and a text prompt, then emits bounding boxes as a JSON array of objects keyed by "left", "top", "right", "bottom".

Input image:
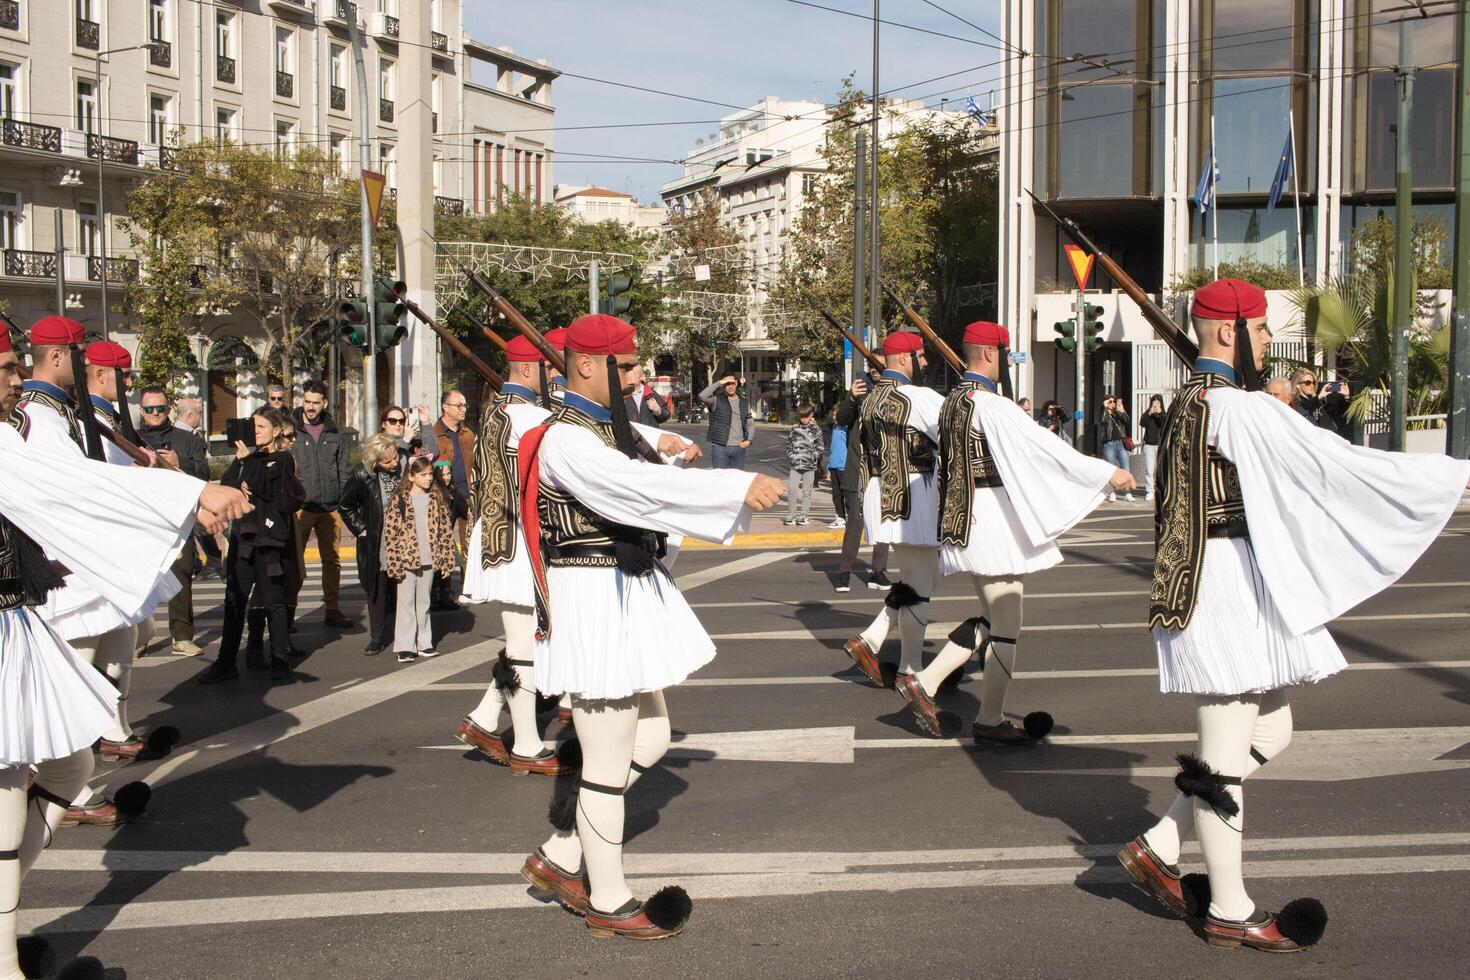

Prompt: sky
[{"left": 463, "top": 0, "right": 1009, "bottom": 203}]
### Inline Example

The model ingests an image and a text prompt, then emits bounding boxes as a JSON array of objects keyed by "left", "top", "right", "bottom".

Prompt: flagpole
[
  {"left": 1210, "top": 114, "right": 1220, "bottom": 279},
  {"left": 1288, "top": 108, "right": 1305, "bottom": 287}
]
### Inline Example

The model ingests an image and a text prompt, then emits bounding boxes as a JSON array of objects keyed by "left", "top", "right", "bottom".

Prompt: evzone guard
[
  {"left": 0, "top": 403, "right": 251, "bottom": 980},
  {"left": 893, "top": 321, "right": 1136, "bottom": 743},
  {"left": 842, "top": 330, "right": 945, "bottom": 688},
  {"left": 1116, "top": 279, "right": 1470, "bottom": 952},
  {"left": 7, "top": 320, "right": 179, "bottom": 828},
  {"left": 514, "top": 314, "right": 784, "bottom": 939}
]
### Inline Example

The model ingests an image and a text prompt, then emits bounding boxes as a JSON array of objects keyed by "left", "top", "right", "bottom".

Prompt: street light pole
[{"left": 1391, "top": 20, "right": 1415, "bottom": 453}]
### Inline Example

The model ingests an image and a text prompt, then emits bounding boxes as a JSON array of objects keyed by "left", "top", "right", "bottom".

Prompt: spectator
[
  {"left": 1099, "top": 394, "right": 1134, "bottom": 502},
  {"left": 431, "top": 389, "right": 474, "bottom": 610},
  {"left": 137, "top": 386, "right": 210, "bottom": 656},
  {"left": 383, "top": 456, "right": 456, "bottom": 663},
  {"left": 198, "top": 407, "right": 306, "bottom": 684},
  {"left": 266, "top": 384, "right": 289, "bottom": 412},
  {"left": 434, "top": 457, "right": 470, "bottom": 524},
  {"left": 826, "top": 404, "right": 848, "bottom": 529},
  {"left": 1290, "top": 368, "right": 1321, "bottom": 423},
  {"left": 290, "top": 380, "right": 353, "bottom": 627},
  {"left": 340, "top": 433, "right": 402, "bottom": 656},
  {"left": 246, "top": 419, "right": 307, "bottom": 661},
  {"left": 1317, "top": 379, "right": 1352, "bottom": 439},
  {"left": 379, "top": 403, "right": 422, "bottom": 474},
  {"left": 625, "top": 366, "right": 670, "bottom": 428},
  {"left": 832, "top": 371, "right": 890, "bottom": 593},
  {"left": 1265, "top": 377, "right": 1295, "bottom": 406},
  {"left": 1017, "top": 396, "right": 1033, "bottom": 418},
  {"left": 1040, "top": 399, "right": 1073, "bottom": 446},
  {"left": 175, "top": 397, "right": 203, "bottom": 437},
  {"left": 0, "top": 335, "right": 21, "bottom": 415},
  {"left": 700, "top": 373, "right": 753, "bottom": 470},
  {"left": 782, "top": 401, "right": 824, "bottom": 526},
  {"left": 1139, "top": 394, "right": 1166, "bottom": 502}
]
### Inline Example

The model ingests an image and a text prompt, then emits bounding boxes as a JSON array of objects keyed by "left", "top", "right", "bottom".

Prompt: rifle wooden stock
[
  {"left": 402, "top": 298, "right": 505, "bottom": 391},
  {"left": 879, "top": 282, "right": 965, "bottom": 374},
  {"left": 817, "top": 308, "right": 884, "bottom": 372},
  {"left": 98, "top": 426, "right": 153, "bottom": 467},
  {"left": 459, "top": 268, "right": 568, "bottom": 376},
  {"left": 1025, "top": 190, "right": 1199, "bottom": 366}
]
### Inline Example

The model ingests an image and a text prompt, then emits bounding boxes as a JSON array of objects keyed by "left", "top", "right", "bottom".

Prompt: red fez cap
[
  {"left": 504, "top": 335, "right": 543, "bottom": 362},
  {"left": 881, "top": 330, "right": 924, "bottom": 355},
  {"left": 962, "top": 321, "right": 1010, "bottom": 348},
  {"left": 543, "top": 327, "right": 570, "bottom": 348},
  {"left": 1191, "top": 278, "right": 1267, "bottom": 321},
  {"left": 85, "top": 340, "right": 131, "bottom": 369},
  {"left": 0, "top": 328, "right": 11, "bottom": 355},
  {"left": 29, "top": 316, "right": 86, "bottom": 346},
  {"left": 567, "top": 314, "right": 637, "bottom": 355}
]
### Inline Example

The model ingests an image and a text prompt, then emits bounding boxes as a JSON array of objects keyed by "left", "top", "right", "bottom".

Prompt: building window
[
  {"left": 379, "top": 58, "right": 395, "bottom": 101},
  {"left": 329, "top": 132, "right": 347, "bottom": 173},
  {"left": 75, "top": 78, "right": 97, "bottom": 133},
  {"left": 432, "top": 154, "right": 442, "bottom": 196},
  {"left": 215, "top": 106, "right": 236, "bottom": 141},
  {"left": 377, "top": 0, "right": 398, "bottom": 16},
  {"left": 0, "top": 191, "right": 21, "bottom": 251},
  {"left": 430, "top": 0, "right": 441, "bottom": 32},
  {"left": 800, "top": 173, "right": 818, "bottom": 196},
  {"left": 77, "top": 200, "right": 99, "bottom": 256},
  {"left": 275, "top": 119, "right": 294, "bottom": 157},
  {"left": 1355, "top": 1, "right": 1458, "bottom": 192},
  {"left": 380, "top": 142, "right": 395, "bottom": 187},
  {"left": 330, "top": 44, "right": 347, "bottom": 90},
  {"left": 148, "top": 0, "right": 167, "bottom": 43},
  {"left": 216, "top": 11, "right": 235, "bottom": 58},
  {"left": 148, "top": 94, "right": 171, "bottom": 145},
  {"left": 431, "top": 72, "right": 441, "bottom": 132},
  {"left": 275, "top": 27, "right": 293, "bottom": 75},
  {"left": 75, "top": 0, "right": 97, "bottom": 23},
  {"left": 0, "top": 63, "right": 18, "bottom": 120}
]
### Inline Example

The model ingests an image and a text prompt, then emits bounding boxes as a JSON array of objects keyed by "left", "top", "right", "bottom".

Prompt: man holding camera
[
  {"left": 138, "top": 387, "right": 209, "bottom": 656},
  {"left": 699, "top": 373, "right": 753, "bottom": 470}
]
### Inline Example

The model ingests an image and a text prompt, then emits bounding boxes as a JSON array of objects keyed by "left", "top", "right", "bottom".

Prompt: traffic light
[
  {"left": 1082, "top": 304, "right": 1105, "bottom": 351},
  {"left": 1053, "top": 318, "right": 1076, "bottom": 353},
  {"left": 373, "top": 276, "right": 408, "bottom": 350},
  {"left": 339, "top": 296, "right": 370, "bottom": 352},
  {"left": 600, "top": 272, "right": 633, "bottom": 318}
]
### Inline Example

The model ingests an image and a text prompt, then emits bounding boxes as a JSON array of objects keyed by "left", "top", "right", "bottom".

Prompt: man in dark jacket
[
  {"left": 832, "top": 371, "right": 890, "bottom": 593},
  {"left": 700, "top": 374, "right": 753, "bottom": 469},
  {"left": 291, "top": 380, "right": 354, "bottom": 627},
  {"left": 138, "top": 386, "right": 210, "bottom": 655}
]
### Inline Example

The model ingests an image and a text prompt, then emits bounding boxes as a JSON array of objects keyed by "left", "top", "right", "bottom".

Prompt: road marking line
[
  {"left": 675, "top": 551, "right": 787, "bottom": 591},
  {"left": 425, "top": 726, "right": 855, "bottom": 764},
  {"left": 24, "top": 853, "right": 1470, "bottom": 933},
  {"left": 140, "top": 643, "right": 493, "bottom": 790}
]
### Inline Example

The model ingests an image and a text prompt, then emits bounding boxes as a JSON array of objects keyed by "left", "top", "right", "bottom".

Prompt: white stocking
[
  {"left": 501, "top": 607, "right": 544, "bottom": 758},
  {"left": 856, "top": 607, "right": 895, "bottom": 656},
  {"left": 891, "top": 545, "right": 938, "bottom": 675},
  {"left": 543, "top": 692, "right": 671, "bottom": 910},
  {"left": 70, "top": 627, "right": 135, "bottom": 744},
  {"left": 17, "top": 749, "right": 93, "bottom": 877},
  {"left": 1, "top": 766, "right": 25, "bottom": 980},
  {"left": 1143, "top": 689, "right": 1293, "bottom": 869},
  {"left": 974, "top": 578, "right": 1024, "bottom": 725}
]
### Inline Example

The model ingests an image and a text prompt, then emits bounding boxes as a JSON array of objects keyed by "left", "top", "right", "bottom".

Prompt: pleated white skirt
[
  {"left": 862, "top": 475, "right": 939, "bottom": 546},
  {"left": 1153, "top": 537, "right": 1347, "bottom": 696},
  {"left": 460, "top": 518, "right": 535, "bottom": 607},
  {"left": 533, "top": 564, "right": 714, "bottom": 701},
  {"left": 41, "top": 574, "right": 180, "bottom": 643},
  {"left": 939, "top": 486, "right": 1063, "bottom": 577},
  {"left": 0, "top": 608, "right": 119, "bottom": 767}
]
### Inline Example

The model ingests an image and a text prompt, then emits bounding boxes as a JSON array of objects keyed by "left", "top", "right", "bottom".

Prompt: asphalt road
[{"left": 20, "top": 506, "right": 1470, "bottom": 979}]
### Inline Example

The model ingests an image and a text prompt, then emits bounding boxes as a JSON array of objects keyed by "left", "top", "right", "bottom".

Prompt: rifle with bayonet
[
  {"left": 815, "top": 307, "right": 884, "bottom": 373},
  {"left": 879, "top": 282, "right": 965, "bottom": 375}
]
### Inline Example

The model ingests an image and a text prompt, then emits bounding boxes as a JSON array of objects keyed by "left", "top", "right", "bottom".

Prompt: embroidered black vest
[
  {"left": 470, "top": 389, "right": 536, "bottom": 570},
  {"left": 857, "top": 379, "right": 936, "bottom": 522},
  {"left": 1149, "top": 372, "right": 1251, "bottom": 631},
  {"left": 0, "top": 514, "right": 65, "bottom": 613},
  {"left": 936, "top": 381, "right": 1004, "bottom": 548},
  {"left": 9, "top": 387, "right": 83, "bottom": 449}
]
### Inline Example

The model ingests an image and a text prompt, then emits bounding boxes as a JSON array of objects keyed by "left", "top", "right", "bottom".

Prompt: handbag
[{"left": 1122, "top": 436, "right": 1136, "bottom": 452}]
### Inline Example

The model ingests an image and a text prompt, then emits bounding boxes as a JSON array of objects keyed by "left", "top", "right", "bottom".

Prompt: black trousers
[
  {"left": 366, "top": 570, "right": 397, "bottom": 648},
  {"left": 219, "top": 546, "right": 289, "bottom": 665},
  {"left": 837, "top": 488, "right": 889, "bottom": 575},
  {"left": 829, "top": 469, "right": 846, "bottom": 519},
  {"left": 166, "top": 545, "right": 194, "bottom": 641}
]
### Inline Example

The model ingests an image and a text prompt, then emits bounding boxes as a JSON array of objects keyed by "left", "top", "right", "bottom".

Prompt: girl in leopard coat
[{"left": 382, "top": 456, "right": 456, "bottom": 662}]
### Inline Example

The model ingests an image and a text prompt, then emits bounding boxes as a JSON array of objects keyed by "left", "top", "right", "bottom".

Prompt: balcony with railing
[
  {"left": 379, "top": 98, "right": 394, "bottom": 123},
  {"left": 3, "top": 250, "right": 57, "bottom": 280},
  {"left": 276, "top": 71, "right": 294, "bottom": 99},
  {"left": 325, "top": 1, "right": 356, "bottom": 29},
  {"left": 2, "top": 118, "right": 63, "bottom": 154},
  {"left": 431, "top": 111, "right": 438, "bottom": 134},
  {"left": 1, "top": 0, "right": 20, "bottom": 32},
  {"left": 217, "top": 55, "right": 235, "bottom": 84},
  {"left": 434, "top": 196, "right": 463, "bottom": 216},
  {"left": 87, "top": 133, "right": 140, "bottom": 165},
  {"left": 266, "top": 0, "right": 313, "bottom": 16},
  {"left": 87, "top": 255, "right": 139, "bottom": 284},
  {"left": 330, "top": 85, "right": 346, "bottom": 112},
  {"left": 371, "top": 12, "right": 398, "bottom": 40},
  {"left": 149, "top": 40, "right": 171, "bottom": 68},
  {"left": 76, "top": 17, "right": 99, "bottom": 49},
  {"left": 431, "top": 31, "right": 450, "bottom": 57},
  {"left": 160, "top": 146, "right": 179, "bottom": 169}
]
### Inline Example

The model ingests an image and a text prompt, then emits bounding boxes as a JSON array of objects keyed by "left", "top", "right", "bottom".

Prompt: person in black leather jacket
[
  {"left": 198, "top": 407, "right": 306, "bottom": 684},
  {"left": 339, "top": 433, "right": 404, "bottom": 655}
]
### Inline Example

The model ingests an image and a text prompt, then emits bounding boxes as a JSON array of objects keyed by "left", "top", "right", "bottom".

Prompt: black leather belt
[
  {"left": 1206, "top": 523, "right": 1250, "bottom": 540},
  {"left": 547, "top": 544, "right": 628, "bottom": 561},
  {"left": 972, "top": 474, "right": 1004, "bottom": 489}
]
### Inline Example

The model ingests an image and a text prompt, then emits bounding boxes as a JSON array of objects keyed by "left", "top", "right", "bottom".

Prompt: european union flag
[{"left": 1267, "top": 131, "right": 1293, "bottom": 210}]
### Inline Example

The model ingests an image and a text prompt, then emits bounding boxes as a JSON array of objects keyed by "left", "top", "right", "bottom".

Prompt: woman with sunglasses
[{"left": 379, "top": 404, "right": 424, "bottom": 474}]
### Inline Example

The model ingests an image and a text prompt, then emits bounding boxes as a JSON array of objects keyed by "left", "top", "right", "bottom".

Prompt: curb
[{"left": 683, "top": 530, "right": 844, "bottom": 551}]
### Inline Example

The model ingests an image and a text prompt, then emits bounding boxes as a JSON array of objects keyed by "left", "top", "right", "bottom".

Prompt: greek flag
[
  {"left": 1194, "top": 144, "right": 1219, "bottom": 216},
  {"left": 966, "top": 96, "right": 987, "bottom": 127},
  {"left": 1266, "top": 131, "right": 1293, "bottom": 210}
]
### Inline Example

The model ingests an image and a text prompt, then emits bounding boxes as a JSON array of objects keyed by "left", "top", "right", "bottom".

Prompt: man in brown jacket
[{"left": 431, "top": 389, "right": 474, "bottom": 609}]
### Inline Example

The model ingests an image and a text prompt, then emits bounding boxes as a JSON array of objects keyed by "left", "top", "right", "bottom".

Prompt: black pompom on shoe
[
  {"left": 642, "top": 885, "right": 693, "bottom": 931},
  {"left": 57, "top": 957, "right": 105, "bottom": 980},
  {"left": 1275, "top": 898, "right": 1329, "bottom": 948},
  {"left": 17, "top": 935, "right": 55, "bottom": 979},
  {"left": 1181, "top": 873, "right": 1212, "bottom": 919},
  {"left": 113, "top": 781, "right": 152, "bottom": 818},
  {"left": 145, "top": 725, "right": 182, "bottom": 757},
  {"left": 555, "top": 736, "right": 582, "bottom": 771},
  {"left": 936, "top": 710, "right": 963, "bottom": 739},
  {"left": 547, "top": 778, "right": 578, "bottom": 832},
  {"left": 1022, "top": 711, "right": 1054, "bottom": 740},
  {"left": 877, "top": 662, "right": 900, "bottom": 690}
]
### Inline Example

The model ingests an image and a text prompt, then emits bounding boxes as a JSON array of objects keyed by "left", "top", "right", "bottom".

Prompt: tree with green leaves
[{"left": 661, "top": 188, "right": 749, "bottom": 376}]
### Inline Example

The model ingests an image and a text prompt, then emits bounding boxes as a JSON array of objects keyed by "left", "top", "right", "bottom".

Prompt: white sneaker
[
  {"left": 1123, "top": 493, "right": 1134, "bottom": 502},
  {"left": 1107, "top": 492, "right": 1116, "bottom": 503},
  {"left": 171, "top": 639, "right": 203, "bottom": 657},
  {"left": 1144, "top": 491, "right": 1154, "bottom": 501},
  {"left": 828, "top": 518, "right": 846, "bottom": 529}
]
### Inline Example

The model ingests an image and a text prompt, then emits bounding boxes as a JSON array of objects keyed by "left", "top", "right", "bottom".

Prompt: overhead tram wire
[
  {"left": 914, "top": 0, "right": 1022, "bottom": 55},
  {"left": 781, "top": 0, "right": 1012, "bottom": 51}
]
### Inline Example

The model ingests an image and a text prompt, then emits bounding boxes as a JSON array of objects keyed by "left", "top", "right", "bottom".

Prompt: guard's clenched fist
[
  {"left": 743, "top": 474, "right": 786, "bottom": 511},
  {"left": 1109, "top": 469, "right": 1137, "bottom": 492}
]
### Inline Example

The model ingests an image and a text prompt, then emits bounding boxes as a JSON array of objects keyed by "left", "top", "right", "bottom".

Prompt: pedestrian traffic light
[
  {"left": 1053, "top": 318, "right": 1076, "bottom": 353},
  {"left": 339, "top": 296, "right": 370, "bottom": 352},
  {"left": 600, "top": 273, "right": 633, "bottom": 318},
  {"left": 373, "top": 276, "right": 408, "bottom": 350},
  {"left": 1083, "top": 304, "right": 1105, "bottom": 351}
]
